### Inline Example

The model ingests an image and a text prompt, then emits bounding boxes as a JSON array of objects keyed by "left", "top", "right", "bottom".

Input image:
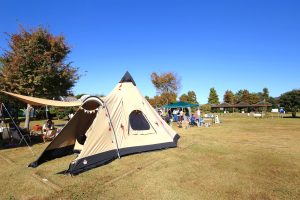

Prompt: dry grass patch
[{"left": 0, "top": 116, "right": 300, "bottom": 199}]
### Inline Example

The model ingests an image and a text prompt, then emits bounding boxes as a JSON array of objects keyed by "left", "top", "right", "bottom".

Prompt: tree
[
  {"left": 159, "top": 92, "right": 177, "bottom": 105},
  {"left": 179, "top": 90, "right": 198, "bottom": 104},
  {"left": 223, "top": 90, "right": 235, "bottom": 104},
  {"left": 147, "top": 95, "right": 161, "bottom": 107},
  {"left": 201, "top": 104, "right": 211, "bottom": 112},
  {"left": 262, "top": 87, "right": 270, "bottom": 101},
  {"left": 0, "top": 26, "right": 79, "bottom": 129},
  {"left": 248, "top": 93, "right": 260, "bottom": 105},
  {"left": 279, "top": 89, "right": 300, "bottom": 118},
  {"left": 179, "top": 94, "right": 189, "bottom": 102},
  {"left": 151, "top": 72, "right": 181, "bottom": 94},
  {"left": 76, "top": 93, "right": 87, "bottom": 99},
  {"left": 234, "top": 89, "right": 251, "bottom": 103},
  {"left": 234, "top": 90, "right": 244, "bottom": 103},
  {"left": 269, "top": 96, "right": 279, "bottom": 108},
  {"left": 208, "top": 88, "right": 220, "bottom": 104},
  {"left": 150, "top": 72, "right": 180, "bottom": 106},
  {"left": 146, "top": 93, "right": 176, "bottom": 108},
  {"left": 240, "top": 90, "right": 250, "bottom": 103}
]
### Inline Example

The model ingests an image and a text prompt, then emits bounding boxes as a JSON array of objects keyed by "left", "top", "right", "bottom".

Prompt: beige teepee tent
[{"left": 29, "top": 72, "right": 179, "bottom": 174}]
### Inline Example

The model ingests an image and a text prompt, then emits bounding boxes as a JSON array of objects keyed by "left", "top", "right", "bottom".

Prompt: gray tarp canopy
[{"left": 0, "top": 91, "right": 81, "bottom": 107}]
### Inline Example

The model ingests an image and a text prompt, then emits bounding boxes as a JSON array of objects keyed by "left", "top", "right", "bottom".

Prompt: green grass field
[{"left": 0, "top": 115, "right": 299, "bottom": 199}]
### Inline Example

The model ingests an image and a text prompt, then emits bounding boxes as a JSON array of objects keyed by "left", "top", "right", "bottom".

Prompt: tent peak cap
[{"left": 119, "top": 71, "right": 136, "bottom": 86}]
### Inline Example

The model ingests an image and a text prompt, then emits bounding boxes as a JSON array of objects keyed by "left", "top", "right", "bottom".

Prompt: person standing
[
  {"left": 179, "top": 109, "right": 184, "bottom": 122},
  {"left": 168, "top": 109, "right": 172, "bottom": 118},
  {"left": 197, "top": 108, "right": 201, "bottom": 127}
]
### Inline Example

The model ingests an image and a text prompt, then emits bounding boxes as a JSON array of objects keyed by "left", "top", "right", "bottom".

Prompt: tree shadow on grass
[{"left": 283, "top": 116, "right": 300, "bottom": 119}]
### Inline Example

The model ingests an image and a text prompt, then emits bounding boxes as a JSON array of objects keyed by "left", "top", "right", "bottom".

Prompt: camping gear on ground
[
  {"left": 33, "top": 125, "right": 42, "bottom": 132},
  {"left": 1, "top": 127, "right": 10, "bottom": 140},
  {"left": 0, "top": 103, "right": 33, "bottom": 154},
  {"left": 26, "top": 72, "right": 179, "bottom": 174},
  {"left": 10, "top": 127, "right": 31, "bottom": 142}
]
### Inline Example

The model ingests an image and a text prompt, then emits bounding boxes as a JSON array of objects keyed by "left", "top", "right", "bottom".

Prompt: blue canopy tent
[
  {"left": 163, "top": 101, "right": 199, "bottom": 121},
  {"left": 163, "top": 101, "right": 199, "bottom": 109}
]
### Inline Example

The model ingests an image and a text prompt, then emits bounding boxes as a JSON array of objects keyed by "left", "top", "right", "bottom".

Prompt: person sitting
[
  {"left": 190, "top": 114, "right": 197, "bottom": 126},
  {"left": 42, "top": 119, "right": 56, "bottom": 142},
  {"left": 164, "top": 115, "right": 170, "bottom": 124},
  {"left": 198, "top": 117, "right": 205, "bottom": 127}
]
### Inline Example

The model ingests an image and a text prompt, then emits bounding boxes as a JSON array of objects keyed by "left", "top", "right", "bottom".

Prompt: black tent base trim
[
  {"left": 28, "top": 134, "right": 180, "bottom": 174},
  {"left": 67, "top": 150, "right": 119, "bottom": 175},
  {"left": 68, "top": 134, "right": 180, "bottom": 175}
]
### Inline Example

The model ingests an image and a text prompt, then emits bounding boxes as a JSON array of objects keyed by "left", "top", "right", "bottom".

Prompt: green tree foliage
[
  {"left": 234, "top": 90, "right": 243, "bottom": 103},
  {"left": 0, "top": 26, "right": 79, "bottom": 128},
  {"left": 75, "top": 93, "right": 87, "bottom": 99},
  {"left": 208, "top": 88, "right": 220, "bottom": 104},
  {"left": 235, "top": 89, "right": 268, "bottom": 105},
  {"left": 179, "top": 94, "right": 188, "bottom": 102},
  {"left": 279, "top": 89, "right": 300, "bottom": 118},
  {"left": 201, "top": 104, "right": 211, "bottom": 112},
  {"left": 240, "top": 89, "right": 250, "bottom": 103},
  {"left": 269, "top": 96, "right": 279, "bottom": 108},
  {"left": 179, "top": 91, "right": 198, "bottom": 104},
  {"left": 0, "top": 26, "right": 79, "bottom": 98},
  {"left": 262, "top": 87, "right": 270, "bottom": 101},
  {"left": 248, "top": 93, "right": 260, "bottom": 105},
  {"left": 223, "top": 90, "right": 235, "bottom": 104},
  {"left": 48, "top": 106, "right": 75, "bottom": 120},
  {"left": 235, "top": 89, "right": 251, "bottom": 103}
]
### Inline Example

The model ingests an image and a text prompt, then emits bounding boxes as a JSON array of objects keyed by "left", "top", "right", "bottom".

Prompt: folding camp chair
[{"left": 10, "top": 127, "right": 31, "bottom": 144}]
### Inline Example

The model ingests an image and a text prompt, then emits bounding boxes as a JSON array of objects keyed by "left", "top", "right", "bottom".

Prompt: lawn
[{"left": 0, "top": 115, "right": 299, "bottom": 199}]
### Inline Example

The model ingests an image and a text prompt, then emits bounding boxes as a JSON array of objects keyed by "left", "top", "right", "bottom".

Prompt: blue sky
[{"left": 1, "top": 0, "right": 299, "bottom": 103}]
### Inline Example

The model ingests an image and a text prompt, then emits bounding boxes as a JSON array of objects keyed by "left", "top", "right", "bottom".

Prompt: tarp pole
[
  {"left": 45, "top": 105, "right": 49, "bottom": 119},
  {"left": 24, "top": 104, "right": 31, "bottom": 130},
  {"left": 104, "top": 103, "right": 121, "bottom": 159},
  {"left": 1, "top": 103, "right": 35, "bottom": 156}
]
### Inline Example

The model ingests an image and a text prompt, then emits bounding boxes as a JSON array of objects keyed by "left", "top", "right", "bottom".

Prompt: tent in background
[{"left": 163, "top": 101, "right": 199, "bottom": 117}]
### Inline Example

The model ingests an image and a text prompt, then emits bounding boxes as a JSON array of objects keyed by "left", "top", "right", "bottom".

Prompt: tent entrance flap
[{"left": 29, "top": 97, "right": 103, "bottom": 167}]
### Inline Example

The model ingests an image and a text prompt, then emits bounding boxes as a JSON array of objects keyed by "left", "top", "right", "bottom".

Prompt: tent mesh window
[{"left": 129, "top": 110, "right": 150, "bottom": 130}]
